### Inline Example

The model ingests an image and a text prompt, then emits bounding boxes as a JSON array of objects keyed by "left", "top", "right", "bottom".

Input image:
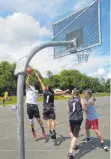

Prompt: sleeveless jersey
[
  {"left": 43, "top": 90, "right": 54, "bottom": 109},
  {"left": 68, "top": 97, "right": 83, "bottom": 121}
]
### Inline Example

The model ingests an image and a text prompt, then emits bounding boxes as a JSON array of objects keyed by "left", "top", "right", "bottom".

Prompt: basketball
[{"left": 26, "top": 67, "right": 32, "bottom": 74}]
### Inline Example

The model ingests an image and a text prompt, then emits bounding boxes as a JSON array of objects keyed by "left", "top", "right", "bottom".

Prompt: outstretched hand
[{"left": 65, "top": 89, "right": 70, "bottom": 93}]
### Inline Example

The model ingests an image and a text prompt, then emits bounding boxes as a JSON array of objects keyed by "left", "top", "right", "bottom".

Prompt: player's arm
[
  {"left": 55, "top": 89, "right": 69, "bottom": 95},
  {"left": 34, "top": 71, "right": 46, "bottom": 91},
  {"left": 29, "top": 86, "right": 38, "bottom": 94},
  {"left": 81, "top": 98, "right": 87, "bottom": 111},
  {"left": 26, "top": 74, "right": 30, "bottom": 88},
  {"left": 86, "top": 98, "right": 96, "bottom": 106},
  {"left": 67, "top": 103, "right": 70, "bottom": 114}
]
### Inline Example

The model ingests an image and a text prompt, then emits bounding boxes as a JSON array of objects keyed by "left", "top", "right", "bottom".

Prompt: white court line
[{"left": 0, "top": 150, "right": 69, "bottom": 152}]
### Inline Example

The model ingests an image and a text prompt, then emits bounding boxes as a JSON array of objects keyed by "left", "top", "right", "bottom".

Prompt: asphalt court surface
[{"left": 0, "top": 96, "right": 110, "bottom": 159}]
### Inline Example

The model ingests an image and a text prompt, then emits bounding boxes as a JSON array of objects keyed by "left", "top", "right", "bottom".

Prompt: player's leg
[
  {"left": 27, "top": 104, "right": 36, "bottom": 138},
  {"left": 30, "top": 118, "right": 36, "bottom": 138},
  {"left": 3, "top": 99, "right": 5, "bottom": 107},
  {"left": 46, "top": 119, "right": 53, "bottom": 138},
  {"left": 92, "top": 119, "right": 108, "bottom": 150},
  {"left": 34, "top": 105, "right": 46, "bottom": 138},
  {"left": 43, "top": 108, "right": 52, "bottom": 136},
  {"left": 50, "top": 109, "right": 56, "bottom": 139},
  {"left": 69, "top": 125, "right": 79, "bottom": 150},
  {"left": 68, "top": 121, "right": 82, "bottom": 159},
  {"left": 69, "top": 125, "right": 73, "bottom": 139},
  {"left": 85, "top": 119, "right": 92, "bottom": 142}
]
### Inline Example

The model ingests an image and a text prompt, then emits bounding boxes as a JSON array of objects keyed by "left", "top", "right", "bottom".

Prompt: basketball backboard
[
  {"left": 52, "top": 0, "right": 101, "bottom": 59},
  {"left": 14, "top": 56, "right": 28, "bottom": 75}
]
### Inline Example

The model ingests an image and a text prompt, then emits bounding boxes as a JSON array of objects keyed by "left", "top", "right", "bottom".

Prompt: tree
[
  {"left": 46, "top": 70, "right": 53, "bottom": 78},
  {"left": 0, "top": 61, "right": 109, "bottom": 96},
  {"left": 105, "top": 78, "right": 110, "bottom": 93}
]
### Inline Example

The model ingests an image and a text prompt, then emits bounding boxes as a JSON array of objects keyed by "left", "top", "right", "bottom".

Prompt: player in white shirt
[{"left": 26, "top": 74, "right": 46, "bottom": 139}]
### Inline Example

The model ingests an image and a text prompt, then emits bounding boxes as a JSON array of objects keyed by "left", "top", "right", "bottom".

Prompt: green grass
[{"left": 0, "top": 93, "right": 109, "bottom": 105}]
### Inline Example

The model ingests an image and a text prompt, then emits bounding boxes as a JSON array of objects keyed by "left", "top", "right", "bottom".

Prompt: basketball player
[
  {"left": 26, "top": 74, "right": 46, "bottom": 139},
  {"left": 82, "top": 89, "right": 108, "bottom": 151},
  {"left": 34, "top": 71, "right": 69, "bottom": 140},
  {"left": 67, "top": 88, "right": 83, "bottom": 159}
]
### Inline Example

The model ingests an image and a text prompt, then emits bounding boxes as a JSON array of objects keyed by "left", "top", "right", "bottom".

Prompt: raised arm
[
  {"left": 26, "top": 74, "right": 30, "bottom": 88},
  {"left": 81, "top": 98, "right": 87, "bottom": 111},
  {"left": 55, "top": 89, "right": 69, "bottom": 95},
  {"left": 35, "top": 71, "right": 46, "bottom": 91},
  {"left": 86, "top": 98, "right": 96, "bottom": 106}
]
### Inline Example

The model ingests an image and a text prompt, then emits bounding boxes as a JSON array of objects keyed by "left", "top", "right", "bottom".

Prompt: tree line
[{"left": 0, "top": 61, "right": 110, "bottom": 96}]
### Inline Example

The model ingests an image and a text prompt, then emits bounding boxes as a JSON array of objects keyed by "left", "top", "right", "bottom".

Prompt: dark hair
[
  {"left": 48, "top": 85, "right": 53, "bottom": 91},
  {"left": 73, "top": 88, "right": 80, "bottom": 96}
]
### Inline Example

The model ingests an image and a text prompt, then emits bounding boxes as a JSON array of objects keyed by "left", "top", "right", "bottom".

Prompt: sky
[{"left": 0, "top": 0, "right": 110, "bottom": 79}]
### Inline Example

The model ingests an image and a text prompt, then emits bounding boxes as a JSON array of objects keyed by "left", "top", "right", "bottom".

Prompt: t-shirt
[
  {"left": 68, "top": 97, "right": 83, "bottom": 121},
  {"left": 43, "top": 90, "right": 54, "bottom": 109},
  {"left": 26, "top": 86, "right": 38, "bottom": 105},
  {"left": 83, "top": 98, "right": 98, "bottom": 120}
]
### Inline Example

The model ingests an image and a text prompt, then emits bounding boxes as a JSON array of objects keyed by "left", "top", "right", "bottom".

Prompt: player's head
[
  {"left": 83, "top": 89, "right": 92, "bottom": 98},
  {"left": 47, "top": 85, "right": 53, "bottom": 91},
  {"left": 72, "top": 88, "right": 80, "bottom": 97}
]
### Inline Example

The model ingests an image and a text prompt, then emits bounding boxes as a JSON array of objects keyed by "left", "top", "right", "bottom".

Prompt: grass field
[{"left": 0, "top": 93, "right": 110, "bottom": 105}]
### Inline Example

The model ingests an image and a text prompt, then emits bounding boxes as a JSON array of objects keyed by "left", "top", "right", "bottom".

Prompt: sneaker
[
  {"left": 42, "top": 131, "right": 46, "bottom": 139},
  {"left": 83, "top": 137, "right": 92, "bottom": 143},
  {"left": 52, "top": 132, "right": 56, "bottom": 140},
  {"left": 87, "top": 137, "right": 92, "bottom": 143},
  {"left": 101, "top": 143, "right": 109, "bottom": 151},
  {"left": 32, "top": 131, "right": 36, "bottom": 138},
  {"left": 68, "top": 153, "right": 74, "bottom": 159},
  {"left": 49, "top": 130, "right": 53, "bottom": 138}
]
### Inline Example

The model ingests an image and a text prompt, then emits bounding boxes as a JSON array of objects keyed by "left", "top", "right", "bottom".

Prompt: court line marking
[{"left": 0, "top": 150, "right": 69, "bottom": 152}]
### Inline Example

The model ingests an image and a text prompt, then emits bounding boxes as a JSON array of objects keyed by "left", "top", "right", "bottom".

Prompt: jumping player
[
  {"left": 34, "top": 71, "right": 69, "bottom": 140},
  {"left": 82, "top": 89, "right": 108, "bottom": 151},
  {"left": 26, "top": 74, "right": 46, "bottom": 139},
  {"left": 67, "top": 88, "right": 83, "bottom": 159}
]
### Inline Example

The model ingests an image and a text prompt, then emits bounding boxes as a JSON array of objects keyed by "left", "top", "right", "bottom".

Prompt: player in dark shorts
[
  {"left": 26, "top": 74, "right": 46, "bottom": 139},
  {"left": 35, "top": 71, "right": 69, "bottom": 140},
  {"left": 67, "top": 88, "right": 83, "bottom": 159}
]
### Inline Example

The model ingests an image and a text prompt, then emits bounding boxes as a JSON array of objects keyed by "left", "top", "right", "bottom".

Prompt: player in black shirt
[
  {"left": 35, "top": 71, "right": 69, "bottom": 140},
  {"left": 68, "top": 88, "right": 83, "bottom": 159}
]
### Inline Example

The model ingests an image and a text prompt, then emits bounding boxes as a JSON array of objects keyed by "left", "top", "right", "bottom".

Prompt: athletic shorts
[
  {"left": 85, "top": 119, "right": 98, "bottom": 130},
  {"left": 27, "top": 103, "right": 40, "bottom": 119},
  {"left": 43, "top": 108, "right": 56, "bottom": 120},
  {"left": 69, "top": 120, "right": 83, "bottom": 137}
]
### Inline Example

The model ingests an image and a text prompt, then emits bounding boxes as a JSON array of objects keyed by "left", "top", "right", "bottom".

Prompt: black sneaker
[
  {"left": 68, "top": 153, "right": 74, "bottom": 159},
  {"left": 84, "top": 137, "right": 92, "bottom": 143},
  {"left": 52, "top": 132, "right": 56, "bottom": 140},
  {"left": 49, "top": 130, "right": 53, "bottom": 138}
]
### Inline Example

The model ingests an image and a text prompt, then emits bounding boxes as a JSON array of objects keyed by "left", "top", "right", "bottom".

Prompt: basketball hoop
[{"left": 76, "top": 49, "right": 90, "bottom": 63}]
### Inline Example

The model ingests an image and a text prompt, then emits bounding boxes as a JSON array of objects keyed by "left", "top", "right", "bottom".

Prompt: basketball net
[{"left": 76, "top": 49, "right": 90, "bottom": 63}]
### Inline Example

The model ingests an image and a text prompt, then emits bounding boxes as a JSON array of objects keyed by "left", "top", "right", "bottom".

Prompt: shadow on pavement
[{"left": 74, "top": 137, "right": 110, "bottom": 159}]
